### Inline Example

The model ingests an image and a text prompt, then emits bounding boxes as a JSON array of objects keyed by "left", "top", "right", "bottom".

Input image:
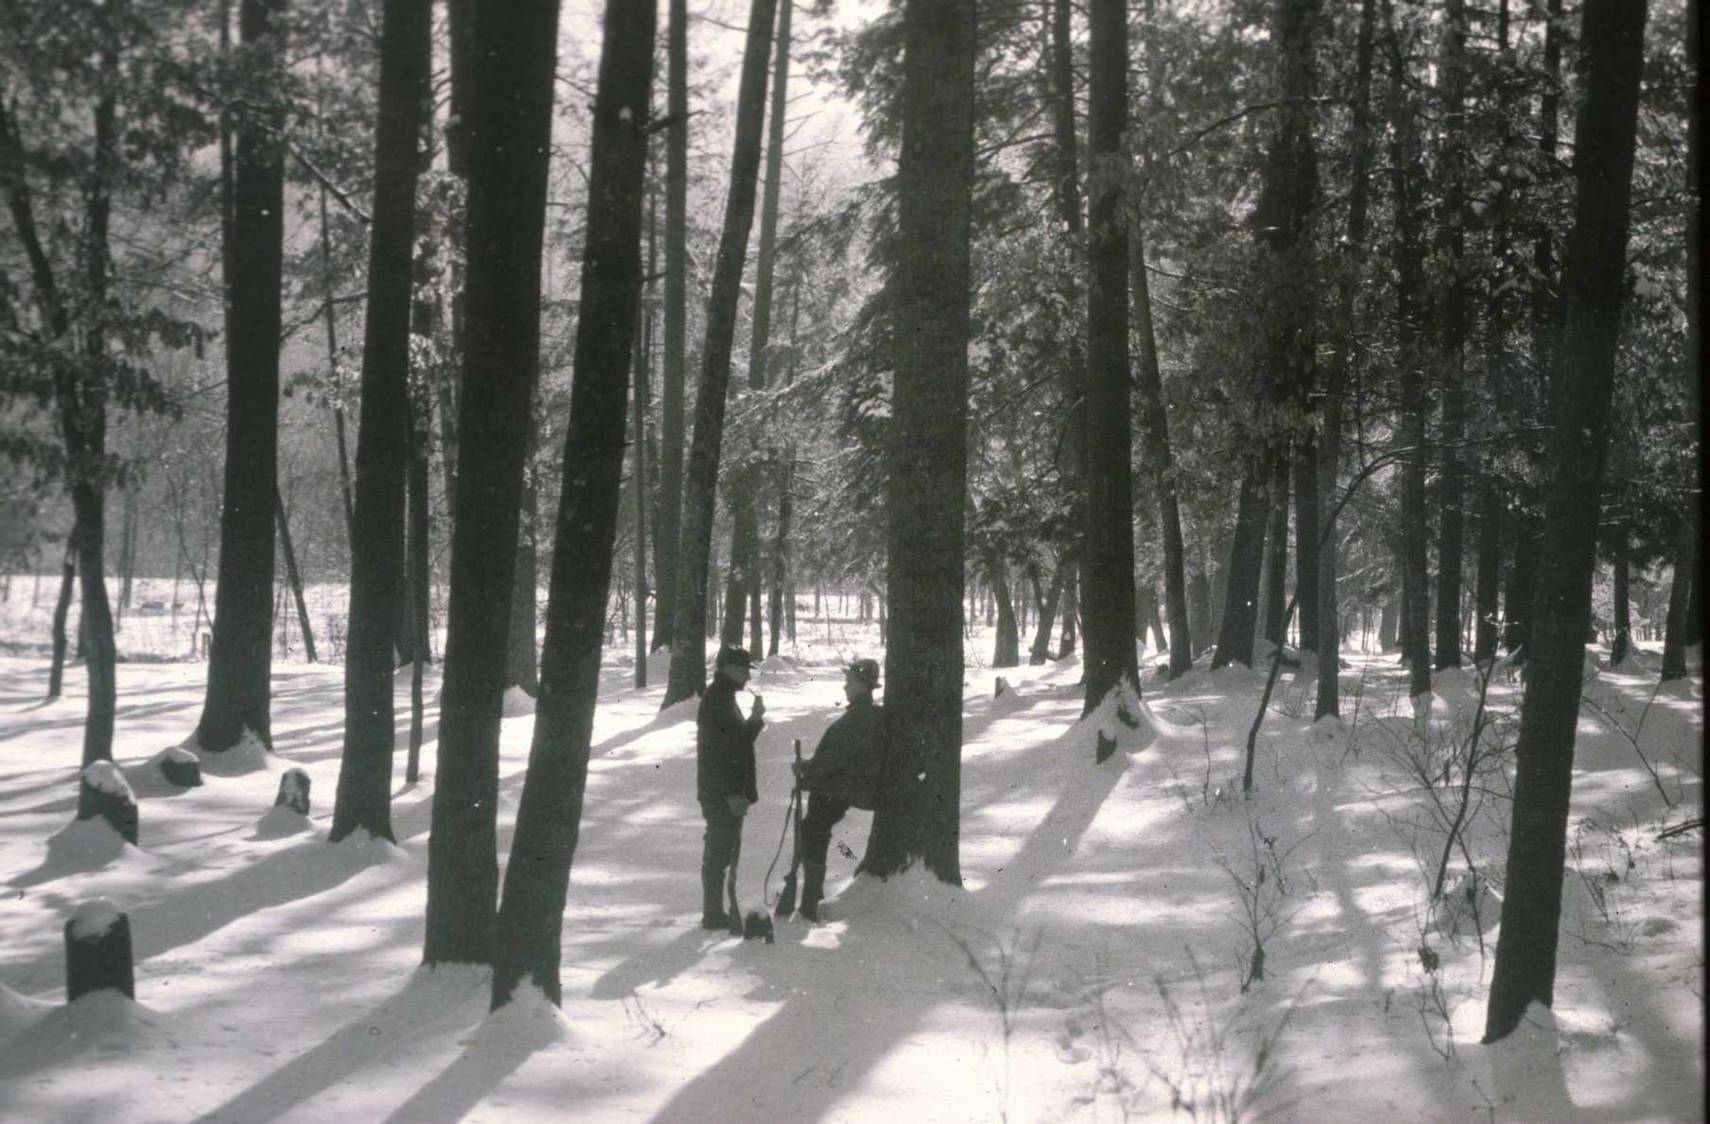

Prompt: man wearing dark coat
[
  {"left": 696, "top": 645, "right": 765, "bottom": 929},
  {"left": 791, "top": 657, "right": 884, "bottom": 920}
]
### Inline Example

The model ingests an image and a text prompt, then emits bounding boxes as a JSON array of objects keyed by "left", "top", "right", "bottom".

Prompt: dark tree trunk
[
  {"left": 1315, "top": 0, "right": 1376, "bottom": 719},
  {"left": 768, "top": 466, "right": 792, "bottom": 657},
  {"left": 1609, "top": 528, "right": 1631, "bottom": 667},
  {"left": 1046, "top": 0, "right": 1087, "bottom": 561},
  {"left": 425, "top": 0, "right": 560, "bottom": 967},
  {"left": 1058, "top": 571, "right": 1079, "bottom": 658},
  {"left": 1132, "top": 237, "right": 1192, "bottom": 678},
  {"left": 1293, "top": 437, "right": 1318, "bottom": 653},
  {"left": 632, "top": 214, "right": 654, "bottom": 688},
  {"left": 650, "top": 0, "right": 689, "bottom": 654},
  {"left": 1080, "top": 0, "right": 1139, "bottom": 735},
  {"left": 274, "top": 485, "right": 317, "bottom": 662},
  {"left": 1474, "top": 483, "right": 1502, "bottom": 663},
  {"left": 661, "top": 0, "right": 779, "bottom": 706},
  {"left": 505, "top": 416, "right": 540, "bottom": 696},
  {"left": 198, "top": 0, "right": 287, "bottom": 755},
  {"left": 1661, "top": 0, "right": 1701, "bottom": 681},
  {"left": 859, "top": 0, "right": 976, "bottom": 884},
  {"left": 990, "top": 554, "right": 1020, "bottom": 668},
  {"left": 1262, "top": 455, "right": 1290, "bottom": 647},
  {"left": 406, "top": 390, "right": 431, "bottom": 783},
  {"left": 491, "top": 0, "right": 653, "bottom": 1009},
  {"left": 1484, "top": 0, "right": 1647, "bottom": 1044},
  {"left": 1188, "top": 566, "right": 1212, "bottom": 658},
  {"left": 1505, "top": 519, "right": 1540, "bottom": 656},
  {"left": 720, "top": 488, "right": 758, "bottom": 650},
  {"left": 316, "top": 184, "right": 356, "bottom": 555},
  {"left": 1432, "top": 0, "right": 1469, "bottom": 671},
  {"left": 331, "top": 0, "right": 429, "bottom": 845},
  {"left": 1029, "top": 562, "right": 1064, "bottom": 664},
  {"left": 1385, "top": 3, "right": 1431, "bottom": 698},
  {"left": 48, "top": 535, "right": 76, "bottom": 701},
  {"left": 1212, "top": 474, "right": 1267, "bottom": 669}
]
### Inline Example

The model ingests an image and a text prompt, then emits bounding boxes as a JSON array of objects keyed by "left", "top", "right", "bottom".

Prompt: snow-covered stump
[
  {"left": 274, "top": 768, "right": 311, "bottom": 815},
  {"left": 65, "top": 899, "right": 134, "bottom": 1002},
  {"left": 77, "top": 762, "right": 138, "bottom": 845},
  {"left": 156, "top": 746, "right": 203, "bottom": 788}
]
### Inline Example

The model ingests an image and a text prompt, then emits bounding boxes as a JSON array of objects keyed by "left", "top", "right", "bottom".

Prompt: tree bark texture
[
  {"left": 1080, "top": 0, "right": 1139, "bottom": 730},
  {"left": 651, "top": 0, "right": 690, "bottom": 654},
  {"left": 1484, "top": 0, "right": 1647, "bottom": 1044},
  {"left": 425, "top": 0, "right": 560, "bottom": 967},
  {"left": 859, "top": 0, "right": 977, "bottom": 884},
  {"left": 490, "top": 0, "right": 653, "bottom": 1009},
  {"left": 197, "top": 0, "right": 288, "bottom": 754},
  {"left": 661, "top": 0, "right": 779, "bottom": 706},
  {"left": 332, "top": 0, "right": 430, "bottom": 844}
]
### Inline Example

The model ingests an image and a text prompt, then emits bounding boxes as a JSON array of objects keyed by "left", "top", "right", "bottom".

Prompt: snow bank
[
  {"left": 253, "top": 803, "right": 314, "bottom": 840},
  {"left": 184, "top": 728, "right": 276, "bottom": 777}
]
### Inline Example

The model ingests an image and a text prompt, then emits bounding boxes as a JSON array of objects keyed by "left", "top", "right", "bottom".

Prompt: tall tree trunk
[
  {"left": 1661, "top": 0, "right": 1701, "bottom": 681},
  {"left": 1029, "top": 562, "right": 1064, "bottom": 664},
  {"left": 1212, "top": 475, "right": 1267, "bottom": 669},
  {"left": 406, "top": 389, "right": 431, "bottom": 783},
  {"left": 1293, "top": 437, "right": 1319, "bottom": 653},
  {"left": 768, "top": 464, "right": 792, "bottom": 657},
  {"left": 1474, "top": 484, "right": 1502, "bottom": 663},
  {"left": 1432, "top": 0, "right": 1469, "bottom": 670},
  {"left": 1262, "top": 455, "right": 1290, "bottom": 647},
  {"left": 1484, "top": 0, "right": 1647, "bottom": 1044},
  {"left": 1080, "top": 0, "right": 1139, "bottom": 740},
  {"left": 197, "top": 0, "right": 288, "bottom": 754},
  {"left": 632, "top": 209, "right": 654, "bottom": 688},
  {"left": 317, "top": 186, "right": 356, "bottom": 554},
  {"left": 274, "top": 484, "right": 317, "bottom": 662},
  {"left": 1046, "top": 0, "right": 1088, "bottom": 582},
  {"left": 859, "top": 0, "right": 976, "bottom": 884},
  {"left": 424, "top": 0, "right": 560, "bottom": 967},
  {"left": 1609, "top": 527, "right": 1631, "bottom": 667},
  {"left": 47, "top": 534, "right": 76, "bottom": 701},
  {"left": 490, "top": 0, "right": 653, "bottom": 1009},
  {"left": 332, "top": 0, "right": 429, "bottom": 843},
  {"left": 990, "top": 553, "right": 1020, "bottom": 668},
  {"left": 1385, "top": 0, "right": 1431, "bottom": 698},
  {"left": 505, "top": 417, "right": 541, "bottom": 696},
  {"left": 651, "top": 0, "right": 690, "bottom": 654},
  {"left": 661, "top": 0, "right": 779, "bottom": 706},
  {"left": 1132, "top": 239, "right": 1192, "bottom": 678}
]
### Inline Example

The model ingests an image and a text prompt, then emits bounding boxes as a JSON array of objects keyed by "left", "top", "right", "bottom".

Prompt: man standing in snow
[
  {"left": 697, "top": 645, "right": 766, "bottom": 929},
  {"left": 791, "top": 658, "right": 884, "bottom": 921}
]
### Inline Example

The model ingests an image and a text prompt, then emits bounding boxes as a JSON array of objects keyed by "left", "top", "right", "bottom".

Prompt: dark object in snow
[
  {"left": 774, "top": 739, "right": 804, "bottom": 917},
  {"left": 274, "top": 768, "right": 311, "bottom": 815},
  {"left": 78, "top": 762, "right": 138, "bottom": 845},
  {"left": 743, "top": 910, "right": 774, "bottom": 943},
  {"left": 994, "top": 676, "right": 1010, "bottom": 698},
  {"left": 65, "top": 900, "right": 134, "bottom": 1001},
  {"left": 158, "top": 747, "right": 203, "bottom": 788}
]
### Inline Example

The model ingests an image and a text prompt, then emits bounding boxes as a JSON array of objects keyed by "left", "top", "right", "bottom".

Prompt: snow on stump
[
  {"left": 157, "top": 746, "right": 203, "bottom": 788},
  {"left": 274, "top": 768, "right": 311, "bottom": 815},
  {"left": 77, "top": 762, "right": 138, "bottom": 845},
  {"left": 65, "top": 899, "right": 134, "bottom": 1002}
]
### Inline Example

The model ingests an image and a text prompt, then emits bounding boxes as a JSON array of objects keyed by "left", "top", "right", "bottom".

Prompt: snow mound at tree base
[
  {"left": 0, "top": 979, "right": 53, "bottom": 1052},
  {"left": 43, "top": 816, "right": 135, "bottom": 874},
  {"left": 181, "top": 728, "right": 277, "bottom": 777},
  {"left": 0, "top": 990, "right": 173, "bottom": 1080},
  {"left": 252, "top": 804, "right": 314, "bottom": 840}
]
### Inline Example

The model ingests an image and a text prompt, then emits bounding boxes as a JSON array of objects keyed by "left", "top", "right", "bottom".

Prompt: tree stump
[
  {"left": 65, "top": 899, "right": 134, "bottom": 1001},
  {"left": 274, "top": 768, "right": 311, "bottom": 815},
  {"left": 158, "top": 746, "right": 203, "bottom": 788},
  {"left": 994, "top": 676, "right": 1010, "bottom": 699},
  {"left": 78, "top": 761, "right": 138, "bottom": 845}
]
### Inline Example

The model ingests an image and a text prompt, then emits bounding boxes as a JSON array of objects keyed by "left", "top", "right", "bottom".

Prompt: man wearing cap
[
  {"left": 696, "top": 645, "right": 766, "bottom": 929},
  {"left": 791, "top": 658, "right": 885, "bottom": 921}
]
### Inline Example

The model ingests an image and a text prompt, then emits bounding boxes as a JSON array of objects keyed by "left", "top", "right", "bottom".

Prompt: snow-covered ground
[{"left": 0, "top": 585, "right": 1701, "bottom": 1122}]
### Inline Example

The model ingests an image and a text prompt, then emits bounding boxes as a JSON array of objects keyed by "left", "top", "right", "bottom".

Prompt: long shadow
[
  {"left": 190, "top": 968, "right": 491, "bottom": 1124},
  {"left": 589, "top": 928, "right": 742, "bottom": 1000}
]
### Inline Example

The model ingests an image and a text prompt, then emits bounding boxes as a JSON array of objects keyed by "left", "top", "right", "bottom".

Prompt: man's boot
[
  {"left": 799, "top": 863, "right": 827, "bottom": 922},
  {"left": 700, "top": 865, "right": 728, "bottom": 929}
]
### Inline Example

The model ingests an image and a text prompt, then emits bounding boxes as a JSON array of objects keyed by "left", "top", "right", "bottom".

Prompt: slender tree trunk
[
  {"left": 406, "top": 389, "right": 430, "bottom": 783},
  {"left": 1212, "top": 474, "right": 1267, "bottom": 669},
  {"left": 1610, "top": 528, "right": 1631, "bottom": 667},
  {"left": 632, "top": 213, "right": 653, "bottom": 688},
  {"left": 491, "top": 0, "right": 653, "bottom": 1009},
  {"left": 505, "top": 416, "right": 541, "bottom": 696},
  {"left": 768, "top": 465, "right": 792, "bottom": 657},
  {"left": 1132, "top": 238, "right": 1192, "bottom": 678},
  {"left": 1080, "top": 0, "right": 1139, "bottom": 737},
  {"left": 1432, "top": 0, "right": 1469, "bottom": 670},
  {"left": 1386, "top": 0, "right": 1431, "bottom": 697},
  {"left": 1293, "top": 437, "right": 1319, "bottom": 653},
  {"left": 1262, "top": 454, "right": 1290, "bottom": 647},
  {"left": 1484, "top": 0, "right": 1647, "bottom": 1043},
  {"left": 331, "top": 0, "right": 429, "bottom": 843},
  {"left": 661, "top": 0, "right": 779, "bottom": 706},
  {"left": 425, "top": 0, "right": 560, "bottom": 966},
  {"left": 197, "top": 0, "right": 288, "bottom": 754},
  {"left": 651, "top": 0, "right": 689, "bottom": 654},
  {"left": 990, "top": 554, "right": 1020, "bottom": 668},
  {"left": 317, "top": 187, "right": 356, "bottom": 554},
  {"left": 1661, "top": 0, "right": 1701, "bottom": 681},
  {"left": 274, "top": 484, "right": 317, "bottom": 662},
  {"left": 859, "top": 0, "right": 976, "bottom": 883},
  {"left": 1029, "top": 562, "right": 1064, "bottom": 664},
  {"left": 1474, "top": 484, "right": 1502, "bottom": 663},
  {"left": 1046, "top": 0, "right": 1088, "bottom": 579}
]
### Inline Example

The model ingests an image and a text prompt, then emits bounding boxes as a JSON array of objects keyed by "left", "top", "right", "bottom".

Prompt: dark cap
[
  {"left": 716, "top": 645, "right": 755, "bottom": 670},
  {"left": 845, "top": 658, "right": 880, "bottom": 688}
]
